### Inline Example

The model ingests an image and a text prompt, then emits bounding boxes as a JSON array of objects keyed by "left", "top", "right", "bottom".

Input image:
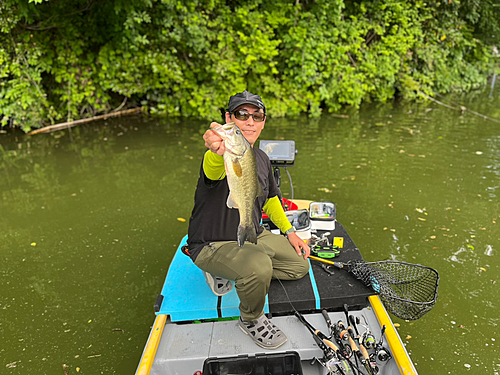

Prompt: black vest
[{"left": 187, "top": 148, "right": 280, "bottom": 261}]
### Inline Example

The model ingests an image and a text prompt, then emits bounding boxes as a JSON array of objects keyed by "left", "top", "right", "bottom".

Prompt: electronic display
[{"left": 258, "top": 140, "right": 296, "bottom": 166}]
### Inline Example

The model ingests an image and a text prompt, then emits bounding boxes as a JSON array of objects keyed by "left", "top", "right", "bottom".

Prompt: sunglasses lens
[
  {"left": 234, "top": 111, "right": 265, "bottom": 122},
  {"left": 235, "top": 111, "right": 250, "bottom": 121},
  {"left": 253, "top": 113, "right": 265, "bottom": 122}
]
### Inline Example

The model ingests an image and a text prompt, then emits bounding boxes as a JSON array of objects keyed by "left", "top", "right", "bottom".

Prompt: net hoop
[{"left": 346, "top": 260, "right": 440, "bottom": 320}]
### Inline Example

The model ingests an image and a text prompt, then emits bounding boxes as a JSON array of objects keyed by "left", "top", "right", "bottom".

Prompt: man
[{"left": 187, "top": 90, "right": 310, "bottom": 350}]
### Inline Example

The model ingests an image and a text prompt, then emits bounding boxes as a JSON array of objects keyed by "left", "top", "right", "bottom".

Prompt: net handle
[{"left": 309, "top": 255, "right": 345, "bottom": 268}]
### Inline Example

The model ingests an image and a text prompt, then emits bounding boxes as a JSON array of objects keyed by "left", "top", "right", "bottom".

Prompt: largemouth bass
[{"left": 212, "top": 123, "right": 263, "bottom": 247}]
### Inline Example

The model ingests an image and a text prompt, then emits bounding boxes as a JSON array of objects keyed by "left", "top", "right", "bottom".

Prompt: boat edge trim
[
  {"left": 135, "top": 314, "right": 168, "bottom": 375},
  {"left": 369, "top": 295, "right": 418, "bottom": 375}
]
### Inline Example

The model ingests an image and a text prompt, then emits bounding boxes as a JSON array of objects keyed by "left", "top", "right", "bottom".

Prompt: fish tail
[{"left": 237, "top": 224, "right": 257, "bottom": 247}]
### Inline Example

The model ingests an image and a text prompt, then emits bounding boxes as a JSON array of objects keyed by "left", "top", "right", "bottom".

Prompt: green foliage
[{"left": 1, "top": 0, "right": 499, "bottom": 131}]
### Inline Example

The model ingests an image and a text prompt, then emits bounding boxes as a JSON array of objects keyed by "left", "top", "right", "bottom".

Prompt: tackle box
[
  {"left": 309, "top": 201, "right": 336, "bottom": 231},
  {"left": 202, "top": 351, "right": 303, "bottom": 375}
]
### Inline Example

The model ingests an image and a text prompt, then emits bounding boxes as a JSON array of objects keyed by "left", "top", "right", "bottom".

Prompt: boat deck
[
  {"left": 150, "top": 309, "right": 405, "bottom": 375},
  {"left": 140, "top": 220, "right": 418, "bottom": 375}
]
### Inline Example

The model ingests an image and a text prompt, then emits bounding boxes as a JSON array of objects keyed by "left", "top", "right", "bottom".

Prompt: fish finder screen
[{"left": 259, "top": 140, "right": 296, "bottom": 165}]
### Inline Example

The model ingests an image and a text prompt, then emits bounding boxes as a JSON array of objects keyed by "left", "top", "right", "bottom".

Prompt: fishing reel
[
  {"left": 360, "top": 331, "right": 377, "bottom": 349},
  {"left": 371, "top": 324, "right": 392, "bottom": 363},
  {"left": 337, "top": 320, "right": 348, "bottom": 338},
  {"left": 334, "top": 321, "right": 353, "bottom": 359},
  {"left": 311, "top": 356, "right": 349, "bottom": 375},
  {"left": 370, "top": 345, "right": 392, "bottom": 363},
  {"left": 339, "top": 342, "right": 353, "bottom": 360},
  {"left": 358, "top": 317, "right": 376, "bottom": 350}
]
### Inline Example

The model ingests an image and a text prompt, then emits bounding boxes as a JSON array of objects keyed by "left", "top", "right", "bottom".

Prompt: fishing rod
[
  {"left": 321, "top": 308, "right": 334, "bottom": 333},
  {"left": 294, "top": 311, "right": 349, "bottom": 375},
  {"left": 276, "top": 276, "right": 388, "bottom": 374},
  {"left": 275, "top": 276, "right": 350, "bottom": 374},
  {"left": 336, "top": 306, "right": 374, "bottom": 375},
  {"left": 338, "top": 319, "right": 374, "bottom": 375},
  {"left": 344, "top": 305, "right": 378, "bottom": 375},
  {"left": 297, "top": 326, "right": 343, "bottom": 375},
  {"left": 321, "top": 309, "right": 361, "bottom": 375},
  {"left": 355, "top": 314, "right": 392, "bottom": 365}
]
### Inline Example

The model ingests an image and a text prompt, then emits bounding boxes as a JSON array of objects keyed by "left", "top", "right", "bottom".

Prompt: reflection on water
[{"left": 1, "top": 88, "right": 500, "bottom": 374}]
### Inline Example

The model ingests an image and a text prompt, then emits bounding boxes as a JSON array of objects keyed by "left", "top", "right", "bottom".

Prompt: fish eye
[{"left": 235, "top": 129, "right": 241, "bottom": 135}]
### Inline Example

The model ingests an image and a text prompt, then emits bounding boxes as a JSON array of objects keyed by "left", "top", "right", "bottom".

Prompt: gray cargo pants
[{"left": 194, "top": 229, "right": 310, "bottom": 321}]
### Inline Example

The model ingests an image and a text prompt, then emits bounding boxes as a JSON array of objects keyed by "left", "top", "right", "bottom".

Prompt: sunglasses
[{"left": 231, "top": 110, "right": 266, "bottom": 122}]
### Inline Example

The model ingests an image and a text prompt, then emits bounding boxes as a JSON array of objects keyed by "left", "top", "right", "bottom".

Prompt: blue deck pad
[
  {"left": 307, "top": 259, "right": 321, "bottom": 310},
  {"left": 157, "top": 236, "right": 269, "bottom": 322}
]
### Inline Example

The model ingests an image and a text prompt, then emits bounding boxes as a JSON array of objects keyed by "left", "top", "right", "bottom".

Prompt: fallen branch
[
  {"left": 27, "top": 107, "right": 143, "bottom": 135},
  {"left": 418, "top": 90, "right": 500, "bottom": 124}
]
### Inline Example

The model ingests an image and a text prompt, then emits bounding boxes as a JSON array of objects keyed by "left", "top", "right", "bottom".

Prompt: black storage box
[{"left": 202, "top": 351, "right": 303, "bottom": 375}]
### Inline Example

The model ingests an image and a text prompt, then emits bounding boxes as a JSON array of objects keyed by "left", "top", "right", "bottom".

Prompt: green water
[{"left": 1, "top": 88, "right": 499, "bottom": 374}]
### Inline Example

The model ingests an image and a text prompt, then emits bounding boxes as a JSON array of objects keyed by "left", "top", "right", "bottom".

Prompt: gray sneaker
[
  {"left": 239, "top": 315, "right": 287, "bottom": 349},
  {"left": 203, "top": 271, "right": 232, "bottom": 296}
]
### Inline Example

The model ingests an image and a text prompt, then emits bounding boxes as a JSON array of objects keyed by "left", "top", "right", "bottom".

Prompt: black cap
[{"left": 227, "top": 90, "right": 266, "bottom": 113}]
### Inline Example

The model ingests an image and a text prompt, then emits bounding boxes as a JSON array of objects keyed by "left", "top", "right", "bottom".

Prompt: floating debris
[{"left": 485, "top": 245, "right": 493, "bottom": 256}]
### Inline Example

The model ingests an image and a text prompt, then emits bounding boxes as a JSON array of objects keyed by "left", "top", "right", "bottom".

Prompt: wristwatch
[{"left": 285, "top": 226, "right": 296, "bottom": 237}]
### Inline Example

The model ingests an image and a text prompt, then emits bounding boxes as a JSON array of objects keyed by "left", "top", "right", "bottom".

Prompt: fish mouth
[
  {"left": 224, "top": 146, "right": 244, "bottom": 157},
  {"left": 212, "top": 124, "right": 234, "bottom": 135}
]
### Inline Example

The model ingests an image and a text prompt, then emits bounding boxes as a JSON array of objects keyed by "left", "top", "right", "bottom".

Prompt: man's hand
[
  {"left": 287, "top": 232, "right": 310, "bottom": 259},
  {"left": 203, "top": 122, "right": 225, "bottom": 155}
]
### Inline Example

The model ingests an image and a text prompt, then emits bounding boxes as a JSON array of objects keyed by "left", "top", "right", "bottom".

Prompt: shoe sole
[
  {"left": 238, "top": 323, "right": 288, "bottom": 350},
  {"left": 203, "top": 272, "right": 232, "bottom": 296}
]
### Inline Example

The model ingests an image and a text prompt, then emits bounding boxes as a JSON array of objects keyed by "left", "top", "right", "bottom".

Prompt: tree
[{"left": 1, "top": 0, "right": 499, "bottom": 132}]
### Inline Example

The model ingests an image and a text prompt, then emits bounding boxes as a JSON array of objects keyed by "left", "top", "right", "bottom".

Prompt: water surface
[{"left": 1, "top": 88, "right": 499, "bottom": 374}]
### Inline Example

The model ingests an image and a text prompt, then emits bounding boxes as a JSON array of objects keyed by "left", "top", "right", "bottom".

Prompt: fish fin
[
  {"left": 232, "top": 159, "right": 243, "bottom": 177},
  {"left": 226, "top": 192, "right": 238, "bottom": 209},
  {"left": 237, "top": 224, "right": 257, "bottom": 247}
]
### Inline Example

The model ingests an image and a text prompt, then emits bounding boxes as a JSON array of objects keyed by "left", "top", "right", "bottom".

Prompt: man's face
[{"left": 225, "top": 104, "right": 266, "bottom": 147}]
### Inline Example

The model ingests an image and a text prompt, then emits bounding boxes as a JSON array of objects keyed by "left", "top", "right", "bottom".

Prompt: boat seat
[{"left": 156, "top": 222, "right": 374, "bottom": 322}]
